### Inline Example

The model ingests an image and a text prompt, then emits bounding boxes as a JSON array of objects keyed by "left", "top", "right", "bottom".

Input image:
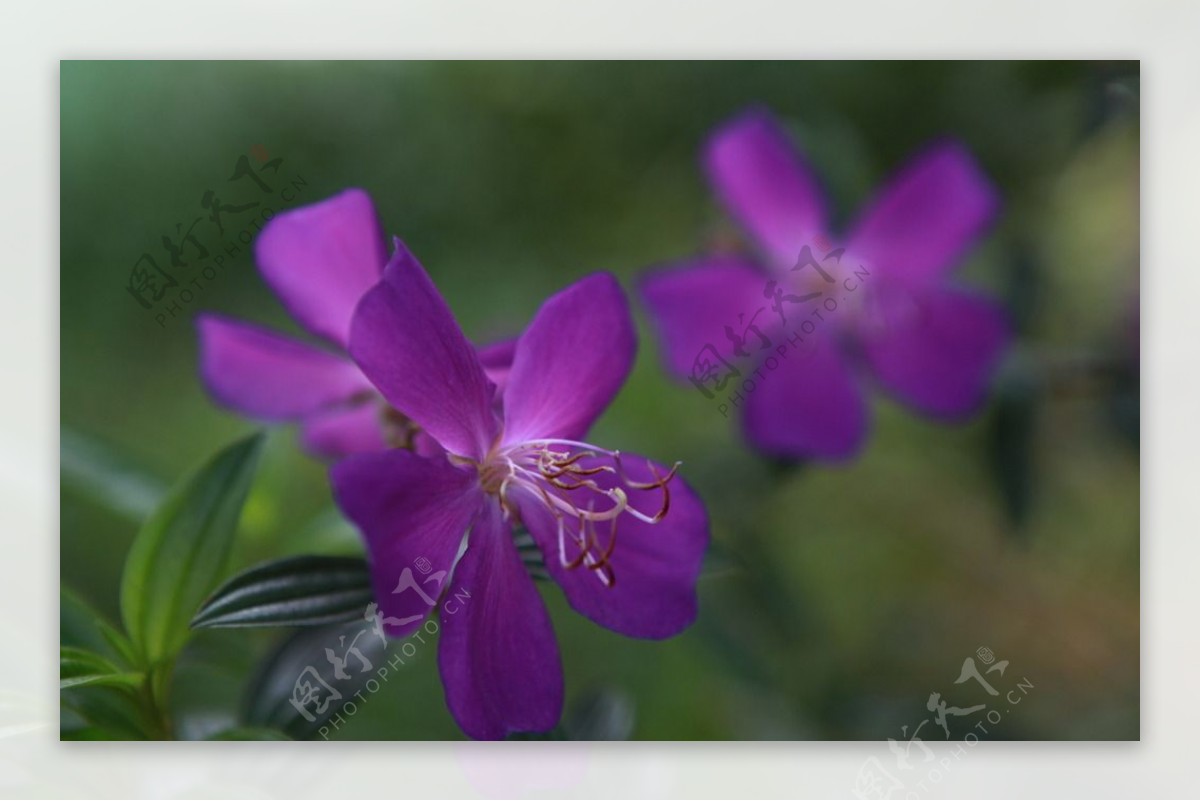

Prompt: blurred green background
[{"left": 60, "top": 61, "right": 1139, "bottom": 740}]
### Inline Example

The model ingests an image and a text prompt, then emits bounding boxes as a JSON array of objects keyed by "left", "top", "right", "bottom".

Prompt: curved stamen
[
  {"left": 613, "top": 451, "right": 679, "bottom": 523},
  {"left": 480, "top": 438, "right": 681, "bottom": 588}
]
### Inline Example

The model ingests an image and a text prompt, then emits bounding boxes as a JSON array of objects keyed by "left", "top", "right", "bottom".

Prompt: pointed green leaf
[
  {"left": 120, "top": 433, "right": 265, "bottom": 665},
  {"left": 988, "top": 362, "right": 1039, "bottom": 532},
  {"left": 60, "top": 646, "right": 143, "bottom": 691},
  {"left": 191, "top": 555, "right": 372, "bottom": 629},
  {"left": 61, "top": 587, "right": 141, "bottom": 669},
  {"left": 97, "top": 622, "right": 140, "bottom": 669},
  {"left": 60, "top": 427, "right": 166, "bottom": 521},
  {"left": 562, "top": 687, "right": 636, "bottom": 740},
  {"left": 61, "top": 645, "right": 122, "bottom": 676},
  {"left": 61, "top": 726, "right": 119, "bottom": 741},
  {"left": 206, "top": 726, "right": 292, "bottom": 740},
  {"left": 61, "top": 588, "right": 118, "bottom": 654},
  {"left": 60, "top": 672, "right": 145, "bottom": 691},
  {"left": 60, "top": 685, "right": 155, "bottom": 740},
  {"left": 244, "top": 621, "right": 388, "bottom": 738}
]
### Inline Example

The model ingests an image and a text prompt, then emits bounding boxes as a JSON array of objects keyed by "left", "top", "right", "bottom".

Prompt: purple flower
[
  {"left": 196, "top": 189, "right": 513, "bottom": 459},
  {"left": 331, "top": 251, "right": 709, "bottom": 739},
  {"left": 640, "top": 109, "right": 1011, "bottom": 460}
]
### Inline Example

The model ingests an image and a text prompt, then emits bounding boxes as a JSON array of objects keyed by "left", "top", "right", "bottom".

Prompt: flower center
[
  {"left": 379, "top": 405, "right": 420, "bottom": 449},
  {"left": 478, "top": 438, "right": 679, "bottom": 588}
]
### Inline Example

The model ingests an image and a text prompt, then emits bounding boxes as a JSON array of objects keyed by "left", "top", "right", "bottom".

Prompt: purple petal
[
  {"left": 255, "top": 188, "right": 388, "bottom": 347},
  {"left": 331, "top": 450, "right": 481, "bottom": 638},
  {"left": 860, "top": 285, "right": 1010, "bottom": 418},
  {"left": 476, "top": 337, "right": 517, "bottom": 395},
  {"left": 705, "top": 108, "right": 829, "bottom": 265},
  {"left": 639, "top": 256, "right": 772, "bottom": 379},
  {"left": 437, "top": 500, "right": 563, "bottom": 740},
  {"left": 349, "top": 244, "right": 498, "bottom": 460},
  {"left": 516, "top": 454, "right": 708, "bottom": 639},
  {"left": 196, "top": 314, "right": 371, "bottom": 421},
  {"left": 742, "top": 335, "right": 869, "bottom": 460},
  {"left": 845, "top": 141, "right": 998, "bottom": 285},
  {"left": 502, "top": 273, "right": 635, "bottom": 445},
  {"left": 300, "top": 402, "right": 387, "bottom": 459}
]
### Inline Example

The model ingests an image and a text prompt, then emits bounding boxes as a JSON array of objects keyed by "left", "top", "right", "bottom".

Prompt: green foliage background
[{"left": 60, "top": 61, "right": 1139, "bottom": 740}]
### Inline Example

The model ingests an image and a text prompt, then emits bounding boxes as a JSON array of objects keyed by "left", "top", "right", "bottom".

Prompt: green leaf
[
  {"left": 60, "top": 646, "right": 143, "bottom": 691},
  {"left": 61, "top": 588, "right": 140, "bottom": 669},
  {"left": 60, "top": 672, "right": 145, "bottom": 691},
  {"left": 562, "top": 687, "right": 636, "bottom": 740},
  {"left": 61, "top": 588, "right": 116, "bottom": 653},
  {"left": 60, "top": 427, "right": 167, "bottom": 521},
  {"left": 508, "top": 689, "right": 636, "bottom": 741},
  {"left": 244, "top": 621, "right": 388, "bottom": 739},
  {"left": 514, "top": 528, "right": 550, "bottom": 581},
  {"left": 60, "top": 685, "right": 154, "bottom": 740},
  {"left": 97, "top": 622, "right": 140, "bottom": 669},
  {"left": 120, "top": 433, "right": 265, "bottom": 666},
  {"left": 988, "top": 359, "right": 1039, "bottom": 532},
  {"left": 191, "top": 555, "right": 373, "bottom": 629},
  {"left": 206, "top": 726, "right": 292, "bottom": 741},
  {"left": 60, "top": 646, "right": 154, "bottom": 738},
  {"left": 61, "top": 726, "right": 119, "bottom": 741}
]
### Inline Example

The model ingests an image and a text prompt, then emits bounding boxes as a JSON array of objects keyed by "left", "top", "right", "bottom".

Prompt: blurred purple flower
[
  {"left": 640, "top": 109, "right": 1012, "bottom": 460},
  {"left": 196, "top": 189, "right": 513, "bottom": 459},
  {"left": 332, "top": 253, "right": 709, "bottom": 739}
]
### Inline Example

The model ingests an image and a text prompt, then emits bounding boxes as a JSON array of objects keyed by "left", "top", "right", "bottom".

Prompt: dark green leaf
[
  {"left": 61, "top": 588, "right": 115, "bottom": 653},
  {"left": 206, "top": 726, "right": 292, "bottom": 740},
  {"left": 98, "top": 622, "right": 140, "bottom": 669},
  {"left": 60, "top": 673, "right": 144, "bottom": 691},
  {"left": 60, "top": 427, "right": 167, "bottom": 521},
  {"left": 61, "top": 726, "right": 120, "bottom": 741},
  {"left": 514, "top": 527, "right": 550, "bottom": 581},
  {"left": 120, "top": 433, "right": 265, "bottom": 666},
  {"left": 988, "top": 361, "right": 1040, "bottom": 531},
  {"left": 191, "top": 555, "right": 373, "bottom": 629},
  {"left": 60, "top": 686, "right": 154, "bottom": 740},
  {"left": 244, "top": 621, "right": 388, "bottom": 739},
  {"left": 61, "top": 588, "right": 140, "bottom": 669},
  {"left": 562, "top": 688, "right": 635, "bottom": 740},
  {"left": 60, "top": 646, "right": 142, "bottom": 691},
  {"left": 60, "top": 647, "right": 155, "bottom": 739},
  {"left": 1108, "top": 352, "right": 1139, "bottom": 448},
  {"left": 508, "top": 689, "right": 636, "bottom": 741}
]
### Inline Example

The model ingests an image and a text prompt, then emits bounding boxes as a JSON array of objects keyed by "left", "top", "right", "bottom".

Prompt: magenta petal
[
  {"left": 476, "top": 337, "right": 517, "bottom": 395},
  {"left": 477, "top": 337, "right": 517, "bottom": 369},
  {"left": 516, "top": 455, "right": 708, "bottom": 639},
  {"left": 255, "top": 188, "right": 388, "bottom": 347},
  {"left": 639, "top": 256, "right": 771, "bottom": 379},
  {"left": 300, "top": 403, "right": 387, "bottom": 459},
  {"left": 705, "top": 108, "right": 828, "bottom": 265},
  {"left": 437, "top": 500, "right": 563, "bottom": 740},
  {"left": 861, "top": 285, "right": 1010, "bottom": 419},
  {"left": 742, "top": 336, "right": 869, "bottom": 460},
  {"left": 502, "top": 273, "right": 635, "bottom": 444},
  {"left": 845, "top": 141, "right": 998, "bottom": 285},
  {"left": 349, "top": 246, "right": 498, "bottom": 460},
  {"left": 331, "top": 450, "right": 481, "bottom": 638},
  {"left": 196, "top": 314, "right": 371, "bottom": 420}
]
